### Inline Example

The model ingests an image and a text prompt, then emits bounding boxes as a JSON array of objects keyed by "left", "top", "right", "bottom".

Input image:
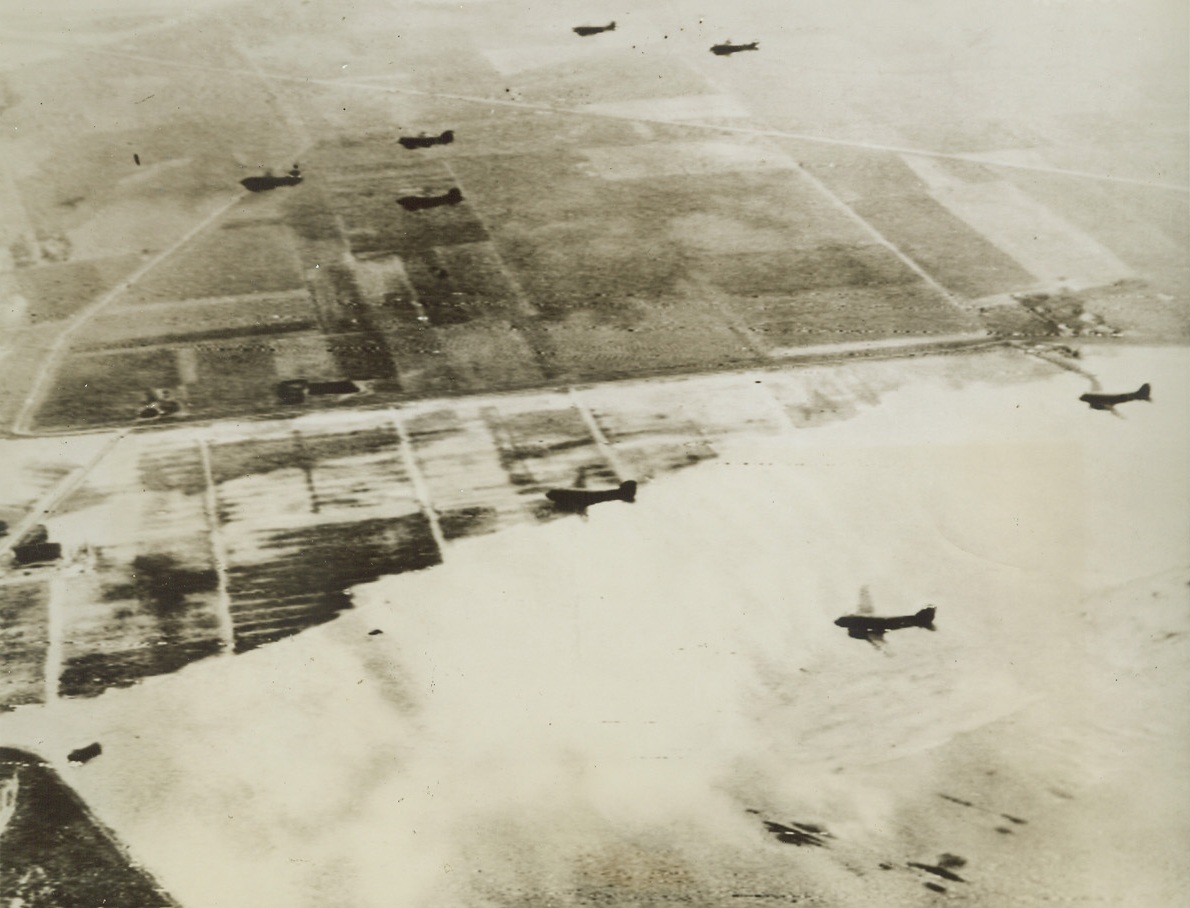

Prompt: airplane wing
[{"left": 857, "top": 585, "right": 873, "bottom": 615}]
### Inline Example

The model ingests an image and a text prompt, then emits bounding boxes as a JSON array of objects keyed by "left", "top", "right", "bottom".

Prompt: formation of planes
[{"left": 567, "top": 17, "right": 756, "bottom": 55}]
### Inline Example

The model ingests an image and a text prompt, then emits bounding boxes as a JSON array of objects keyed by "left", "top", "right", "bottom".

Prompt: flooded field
[
  {"left": 1, "top": 346, "right": 1067, "bottom": 709},
  {"left": 1, "top": 344, "right": 1185, "bottom": 908}
]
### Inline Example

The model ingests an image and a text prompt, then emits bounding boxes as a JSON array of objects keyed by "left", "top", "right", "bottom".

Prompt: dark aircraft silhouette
[
  {"left": 546, "top": 480, "right": 636, "bottom": 514},
  {"left": 397, "top": 187, "right": 464, "bottom": 211},
  {"left": 835, "top": 586, "right": 936, "bottom": 646},
  {"left": 573, "top": 21, "right": 615, "bottom": 36},
  {"left": 1079, "top": 382, "right": 1150, "bottom": 413},
  {"left": 399, "top": 130, "right": 455, "bottom": 150},
  {"left": 241, "top": 165, "right": 303, "bottom": 192},
  {"left": 710, "top": 40, "right": 759, "bottom": 56}
]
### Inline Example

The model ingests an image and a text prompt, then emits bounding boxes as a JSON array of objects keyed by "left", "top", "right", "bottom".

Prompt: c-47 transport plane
[
  {"left": 546, "top": 480, "right": 636, "bottom": 514},
  {"left": 397, "top": 187, "right": 464, "bottom": 211},
  {"left": 710, "top": 40, "right": 759, "bottom": 56},
  {"left": 573, "top": 22, "right": 615, "bottom": 36},
  {"left": 241, "top": 165, "right": 303, "bottom": 192},
  {"left": 1079, "top": 383, "right": 1151, "bottom": 413},
  {"left": 399, "top": 130, "right": 455, "bottom": 150},
  {"left": 835, "top": 586, "right": 936, "bottom": 646}
]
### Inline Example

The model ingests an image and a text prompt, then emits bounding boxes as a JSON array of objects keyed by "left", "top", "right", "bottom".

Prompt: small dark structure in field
[
  {"left": 67, "top": 743, "right": 102, "bottom": 765},
  {"left": 241, "top": 165, "right": 303, "bottom": 192},
  {"left": 573, "top": 21, "right": 615, "bottom": 36},
  {"left": 13, "top": 542, "right": 62, "bottom": 565},
  {"left": 0, "top": 520, "right": 7, "bottom": 537},
  {"left": 397, "top": 187, "right": 463, "bottom": 211},
  {"left": 277, "top": 379, "right": 362, "bottom": 404},
  {"left": 711, "top": 40, "right": 759, "bottom": 55},
  {"left": 399, "top": 130, "right": 454, "bottom": 150},
  {"left": 137, "top": 388, "right": 181, "bottom": 420}
]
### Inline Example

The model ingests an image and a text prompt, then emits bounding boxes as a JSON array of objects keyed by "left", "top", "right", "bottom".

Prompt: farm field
[
  {"left": 0, "top": 346, "right": 1066, "bottom": 709},
  {"left": 4, "top": 0, "right": 1183, "bottom": 433},
  {"left": 0, "top": 1, "right": 1185, "bottom": 906}
]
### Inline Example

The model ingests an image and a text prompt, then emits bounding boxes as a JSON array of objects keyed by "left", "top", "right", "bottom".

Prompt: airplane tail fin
[
  {"left": 1136, "top": 383, "right": 1151, "bottom": 401},
  {"left": 441, "top": 130, "right": 454, "bottom": 143},
  {"left": 618, "top": 480, "right": 637, "bottom": 503},
  {"left": 609, "top": 21, "right": 616, "bottom": 30},
  {"left": 915, "top": 606, "right": 936, "bottom": 631}
]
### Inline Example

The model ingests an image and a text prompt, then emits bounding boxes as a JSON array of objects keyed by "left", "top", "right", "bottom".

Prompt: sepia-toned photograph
[{"left": 1, "top": 0, "right": 1187, "bottom": 904}]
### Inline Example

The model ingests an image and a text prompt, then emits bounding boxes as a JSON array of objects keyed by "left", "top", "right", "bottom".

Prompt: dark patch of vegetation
[{"left": 0, "top": 749, "right": 180, "bottom": 905}]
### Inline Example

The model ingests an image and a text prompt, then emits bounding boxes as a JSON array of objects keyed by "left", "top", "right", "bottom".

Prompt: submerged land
[{"left": 0, "top": 0, "right": 1187, "bottom": 905}]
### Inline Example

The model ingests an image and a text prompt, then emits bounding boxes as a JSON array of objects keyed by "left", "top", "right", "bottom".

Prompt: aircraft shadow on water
[
  {"left": 834, "top": 586, "right": 936, "bottom": 648},
  {"left": 710, "top": 40, "right": 759, "bottom": 56}
]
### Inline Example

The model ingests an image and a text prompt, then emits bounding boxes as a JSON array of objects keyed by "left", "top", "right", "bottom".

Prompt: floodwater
[{"left": 0, "top": 346, "right": 1186, "bottom": 907}]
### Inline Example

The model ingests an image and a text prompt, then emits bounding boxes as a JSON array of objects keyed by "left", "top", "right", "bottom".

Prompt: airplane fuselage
[
  {"left": 399, "top": 130, "right": 455, "bottom": 150},
  {"left": 574, "top": 22, "right": 615, "bottom": 36},
  {"left": 546, "top": 480, "right": 636, "bottom": 513},
  {"left": 397, "top": 187, "right": 464, "bottom": 211},
  {"left": 835, "top": 606, "right": 936, "bottom": 641},
  {"left": 711, "top": 41, "right": 759, "bottom": 56},
  {"left": 1079, "top": 383, "right": 1151, "bottom": 410}
]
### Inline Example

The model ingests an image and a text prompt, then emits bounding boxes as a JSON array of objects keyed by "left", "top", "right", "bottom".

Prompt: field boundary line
[
  {"left": 391, "top": 413, "right": 448, "bottom": 560},
  {"left": 568, "top": 387, "right": 628, "bottom": 482},
  {"left": 198, "top": 435, "right": 237, "bottom": 654}
]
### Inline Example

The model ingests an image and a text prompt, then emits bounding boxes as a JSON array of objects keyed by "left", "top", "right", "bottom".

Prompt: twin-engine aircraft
[
  {"left": 1079, "top": 382, "right": 1150, "bottom": 414},
  {"left": 835, "top": 586, "right": 937, "bottom": 647}
]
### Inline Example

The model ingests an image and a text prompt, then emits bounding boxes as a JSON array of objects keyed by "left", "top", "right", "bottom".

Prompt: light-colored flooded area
[{"left": 1, "top": 345, "right": 1186, "bottom": 906}]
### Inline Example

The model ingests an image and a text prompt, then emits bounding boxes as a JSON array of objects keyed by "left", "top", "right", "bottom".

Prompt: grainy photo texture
[{"left": 0, "top": 0, "right": 1187, "bottom": 905}]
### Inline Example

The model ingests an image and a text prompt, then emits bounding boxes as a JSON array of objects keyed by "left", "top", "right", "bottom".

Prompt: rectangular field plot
[
  {"left": 401, "top": 407, "right": 534, "bottom": 541},
  {"left": 77, "top": 292, "right": 317, "bottom": 351},
  {"left": 480, "top": 400, "right": 617, "bottom": 510},
  {"left": 849, "top": 193, "right": 1035, "bottom": 300},
  {"left": 202, "top": 420, "right": 439, "bottom": 650},
  {"left": 699, "top": 243, "right": 919, "bottom": 297},
  {"left": 455, "top": 157, "right": 871, "bottom": 315},
  {"left": 899, "top": 156, "right": 1134, "bottom": 290},
  {"left": 57, "top": 554, "right": 224, "bottom": 699},
  {"left": 323, "top": 164, "right": 488, "bottom": 259},
  {"left": 570, "top": 387, "right": 717, "bottom": 482},
  {"left": 0, "top": 581, "right": 49, "bottom": 709},
  {"left": 438, "top": 322, "right": 545, "bottom": 391},
  {"left": 15, "top": 254, "right": 139, "bottom": 324},
  {"left": 729, "top": 284, "right": 979, "bottom": 351},
  {"left": 226, "top": 514, "right": 440, "bottom": 652},
  {"left": 402, "top": 242, "right": 525, "bottom": 326},
  {"left": 540, "top": 302, "right": 761, "bottom": 381},
  {"left": 118, "top": 223, "right": 305, "bottom": 305},
  {"left": 184, "top": 342, "right": 282, "bottom": 416},
  {"left": 36, "top": 348, "right": 181, "bottom": 429}
]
